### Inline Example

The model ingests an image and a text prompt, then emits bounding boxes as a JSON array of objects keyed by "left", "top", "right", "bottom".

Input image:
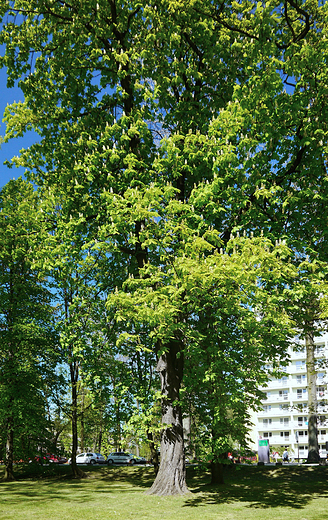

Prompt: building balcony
[
  {"left": 290, "top": 351, "right": 306, "bottom": 359},
  {"left": 265, "top": 380, "right": 290, "bottom": 389},
  {"left": 290, "top": 367, "right": 307, "bottom": 374},
  {"left": 291, "top": 379, "right": 307, "bottom": 387},
  {"left": 263, "top": 396, "right": 291, "bottom": 404},
  {"left": 259, "top": 407, "right": 291, "bottom": 416},
  {"left": 263, "top": 435, "right": 291, "bottom": 445}
]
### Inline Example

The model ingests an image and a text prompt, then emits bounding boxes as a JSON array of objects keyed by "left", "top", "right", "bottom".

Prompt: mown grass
[{"left": 0, "top": 463, "right": 327, "bottom": 520}]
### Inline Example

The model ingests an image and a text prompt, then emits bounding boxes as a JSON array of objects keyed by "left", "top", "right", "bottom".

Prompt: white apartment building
[{"left": 251, "top": 332, "right": 328, "bottom": 460}]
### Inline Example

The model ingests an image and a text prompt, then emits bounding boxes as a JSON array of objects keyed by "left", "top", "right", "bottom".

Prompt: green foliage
[
  {"left": 1, "top": 0, "right": 328, "bottom": 487},
  {"left": 0, "top": 178, "right": 59, "bottom": 463}
]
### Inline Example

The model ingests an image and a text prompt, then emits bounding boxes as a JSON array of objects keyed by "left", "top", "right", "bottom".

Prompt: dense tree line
[{"left": 0, "top": 0, "right": 328, "bottom": 493}]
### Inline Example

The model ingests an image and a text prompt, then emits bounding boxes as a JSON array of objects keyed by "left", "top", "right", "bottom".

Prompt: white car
[
  {"left": 107, "top": 452, "right": 146, "bottom": 465},
  {"left": 69, "top": 452, "right": 106, "bottom": 465}
]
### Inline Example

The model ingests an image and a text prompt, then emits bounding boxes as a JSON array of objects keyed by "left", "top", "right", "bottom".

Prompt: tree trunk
[
  {"left": 52, "top": 428, "right": 63, "bottom": 452},
  {"left": 4, "top": 418, "right": 15, "bottom": 481},
  {"left": 146, "top": 340, "right": 188, "bottom": 495},
  {"left": 98, "top": 428, "right": 103, "bottom": 453},
  {"left": 183, "top": 416, "right": 191, "bottom": 459},
  {"left": 147, "top": 430, "right": 159, "bottom": 476},
  {"left": 80, "top": 385, "right": 85, "bottom": 452},
  {"left": 70, "top": 361, "right": 85, "bottom": 478},
  {"left": 210, "top": 460, "right": 225, "bottom": 485},
  {"left": 306, "top": 332, "right": 320, "bottom": 463}
]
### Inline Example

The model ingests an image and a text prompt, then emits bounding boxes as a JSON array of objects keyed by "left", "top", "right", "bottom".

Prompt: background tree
[
  {"left": 0, "top": 178, "right": 58, "bottom": 480},
  {"left": 286, "top": 260, "right": 328, "bottom": 462}
]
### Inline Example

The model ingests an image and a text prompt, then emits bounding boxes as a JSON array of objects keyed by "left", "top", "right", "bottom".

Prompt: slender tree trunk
[
  {"left": 183, "top": 416, "right": 191, "bottom": 458},
  {"left": 98, "top": 428, "right": 103, "bottom": 453},
  {"left": 98, "top": 404, "right": 104, "bottom": 453},
  {"left": 147, "top": 430, "right": 159, "bottom": 476},
  {"left": 70, "top": 361, "right": 85, "bottom": 478},
  {"left": 52, "top": 428, "right": 64, "bottom": 452},
  {"left": 4, "top": 341, "right": 15, "bottom": 481},
  {"left": 115, "top": 400, "right": 121, "bottom": 452},
  {"left": 306, "top": 332, "right": 320, "bottom": 463},
  {"left": 136, "top": 400, "right": 140, "bottom": 457},
  {"left": 80, "top": 385, "right": 85, "bottom": 453},
  {"left": 4, "top": 417, "right": 15, "bottom": 481},
  {"left": 147, "top": 340, "right": 189, "bottom": 496}
]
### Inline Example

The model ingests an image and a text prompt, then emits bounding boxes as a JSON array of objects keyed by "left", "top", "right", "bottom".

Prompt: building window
[
  {"left": 297, "top": 389, "right": 307, "bottom": 399},
  {"left": 263, "top": 432, "right": 272, "bottom": 438},
  {"left": 296, "top": 374, "right": 306, "bottom": 385},
  {"left": 315, "top": 345, "right": 324, "bottom": 356},
  {"left": 317, "top": 386, "right": 325, "bottom": 397},
  {"left": 280, "top": 431, "right": 289, "bottom": 440},
  {"left": 296, "top": 360, "right": 306, "bottom": 371},
  {"left": 321, "top": 430, "right": 326, "bottom": 435},
  {"left": 263, "top": 418, "right": 272, "bottom": 425},
  {"left": 280, "top": 418, "right": 289, "bottom": 425},
  {"left": 279, "top": 390, "right": 288, "bottom": 400}
]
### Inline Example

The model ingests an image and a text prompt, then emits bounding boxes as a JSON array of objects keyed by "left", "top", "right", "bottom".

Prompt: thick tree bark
[
  {"left": 147, "top": 340, "right": 189, "bottom": 495},
  {"left": 4, "top": 418, "right": 15, "bottom": 481},
  {"left": 306, "top": 332, "right": 320, "bottom": 463}
]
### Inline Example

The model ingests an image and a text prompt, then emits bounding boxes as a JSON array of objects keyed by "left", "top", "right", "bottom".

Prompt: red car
[{"left": 47, "top": 454, "right": 68, "bottom": 464}]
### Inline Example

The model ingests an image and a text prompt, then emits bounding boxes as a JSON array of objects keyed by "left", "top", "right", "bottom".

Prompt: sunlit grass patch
[{"left": 0, "top": 464, "right": 327, "bottom": 520}]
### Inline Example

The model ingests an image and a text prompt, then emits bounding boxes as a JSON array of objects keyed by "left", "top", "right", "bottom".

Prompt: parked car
[
  {"left": 69, "top": 452, "right": 106, "bottom": 465},
  {"left": 31, "top": 456, "right": 48, "bottom": 464},
  {"left": 47, "top": 454, "right": 68, "bottom": 464},
  {"left": 107, "top": 452, "right": 146, "bottom": 465},
  {"left": 130, "top": 455, "right": 147, "bottom": 464}
]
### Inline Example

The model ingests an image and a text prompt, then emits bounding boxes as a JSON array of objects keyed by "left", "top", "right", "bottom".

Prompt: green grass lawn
[{"left": 0, "top": 464, "right": 327, "bottom": 520}]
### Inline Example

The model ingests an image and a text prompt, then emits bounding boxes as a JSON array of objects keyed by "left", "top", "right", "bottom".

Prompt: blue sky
[{"left": 0, "top": 64, "right": 38, "bottom": 189}]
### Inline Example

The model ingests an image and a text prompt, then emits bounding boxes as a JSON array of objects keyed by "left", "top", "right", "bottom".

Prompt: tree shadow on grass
[
  {"left": 103, "top": 466, "right": 155, "bottom": 489},
  {"left": 184, "top": 465, "right": 328, "bottom": 510},
  {"left": 0, "top": 465, "right": 157, "bottom": 505},
  {"left": 2, "top": 463, "right": 328, "bottom": 511}
]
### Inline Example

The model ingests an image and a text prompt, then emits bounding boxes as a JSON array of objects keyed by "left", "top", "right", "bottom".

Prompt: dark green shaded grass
[{"left": 0, "top": 464, "right": 327, "bottom": 520}]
